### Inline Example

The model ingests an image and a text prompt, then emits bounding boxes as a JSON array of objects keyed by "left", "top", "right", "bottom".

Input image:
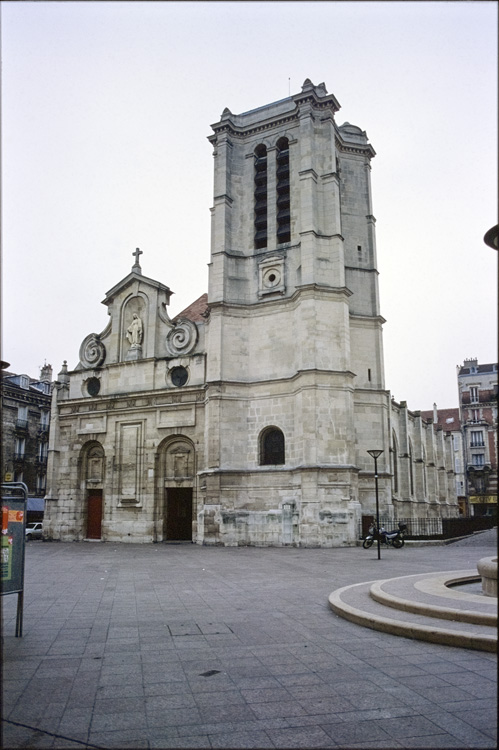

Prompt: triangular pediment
[{"left": 102, "top": 269, "right": 173, "bottom": 307}]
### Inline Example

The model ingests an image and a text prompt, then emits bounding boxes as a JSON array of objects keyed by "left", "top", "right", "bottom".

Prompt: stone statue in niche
[
  {"left": 125, "top": 313, "right": 143, "bottom": 361},
  {"left": 126, "top": 314, "right": 143, "bottom": 346}
]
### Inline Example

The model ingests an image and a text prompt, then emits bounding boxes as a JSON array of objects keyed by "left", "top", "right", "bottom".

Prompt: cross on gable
[{"left": 132, "top": 247, "right": 143, "bottom": 273}]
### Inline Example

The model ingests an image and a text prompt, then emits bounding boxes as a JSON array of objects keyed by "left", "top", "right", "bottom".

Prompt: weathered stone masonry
[{"left": 44, "top": 79, "right": 458, "bottom": 545}]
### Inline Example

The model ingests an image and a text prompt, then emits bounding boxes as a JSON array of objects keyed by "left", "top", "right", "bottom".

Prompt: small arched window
[
  {"left": 260, "top": 427, "right": 285, "bottom": 465},
  {"left": 254, "top": 144, "right": 268, "bottom": 249}
]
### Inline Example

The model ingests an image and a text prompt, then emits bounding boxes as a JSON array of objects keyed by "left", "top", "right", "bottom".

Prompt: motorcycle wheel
[
  {"left": 362, "top": 538, "right": 374, "bottom": 549},
  {"left": 392, "top": 537, "right": 404, "bottom": 548}
]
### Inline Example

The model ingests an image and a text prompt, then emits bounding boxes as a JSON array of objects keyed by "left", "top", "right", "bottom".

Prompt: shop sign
[
  {"left": 469, "top": 495, "right": 497, "bottom": 504},
  {"left": 1, "top": 483, "right": 27, "bottom": 636}
]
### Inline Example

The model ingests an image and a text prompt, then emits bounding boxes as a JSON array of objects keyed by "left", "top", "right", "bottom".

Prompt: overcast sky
[{"left": 2, "top": 1, "right": 497, "bottom": 411}]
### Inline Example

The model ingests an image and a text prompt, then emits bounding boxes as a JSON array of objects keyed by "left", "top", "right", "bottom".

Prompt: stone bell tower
[{"left": 200, "top": 79, "right": 390, "bottom": 546}]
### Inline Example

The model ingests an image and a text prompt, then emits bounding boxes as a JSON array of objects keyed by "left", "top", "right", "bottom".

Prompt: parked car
[{"left": 25, "top": 522, "right": 43, "bottom": 540}]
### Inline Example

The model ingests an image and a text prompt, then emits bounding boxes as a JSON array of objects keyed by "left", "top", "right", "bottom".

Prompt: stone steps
[{"left": 329, "top": 569, "right": 497, "bottom": 653}]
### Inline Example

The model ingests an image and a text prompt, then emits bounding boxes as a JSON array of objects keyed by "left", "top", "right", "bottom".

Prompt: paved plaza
[{"left": 2, "top": 530, "right": 497, "bottom": 749}]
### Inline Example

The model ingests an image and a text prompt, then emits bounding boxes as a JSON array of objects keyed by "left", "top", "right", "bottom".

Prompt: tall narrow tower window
[
  {"left": 409, "top": 440, "right": 414, "bottom": 496},
  {"left": 392, "top": 433, "right": 399, "bottom": 494},
  {"left": 276, "top": 137, "right": 290, "bottom": 244},
  {"left": 254, "top": 145, "right": 268, "bottom": 249}
]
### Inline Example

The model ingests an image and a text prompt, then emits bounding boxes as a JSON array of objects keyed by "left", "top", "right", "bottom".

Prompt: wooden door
[
  {"left": 87, "top": 490, "right": 103, "bottom": 539},
  {"left": 361, "top": 515, "right": 375, "bottom": 539},
  {"left": 165, "top": 488, "right": 192, "bottom": 541}
]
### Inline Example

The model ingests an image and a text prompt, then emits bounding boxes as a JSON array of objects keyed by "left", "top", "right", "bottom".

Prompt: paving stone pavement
[{"left": 2, "top": 529, "right": 497, "bottom": 749}]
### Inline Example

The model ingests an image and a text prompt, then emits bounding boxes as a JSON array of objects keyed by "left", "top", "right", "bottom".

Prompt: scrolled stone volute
[
  {"left": 165, "top": 319, "right": 198, "bottom": 357},
  {"left": 79, "top": 333, "right": 106, "bottom": 369}
]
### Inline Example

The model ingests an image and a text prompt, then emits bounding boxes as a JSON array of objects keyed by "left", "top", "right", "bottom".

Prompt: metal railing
[
  {"left": 360, "top": 514, "right": 496, "bottom": 540},
  {"left": 395, "top": 517, "right": 443, "bottom": 538}
]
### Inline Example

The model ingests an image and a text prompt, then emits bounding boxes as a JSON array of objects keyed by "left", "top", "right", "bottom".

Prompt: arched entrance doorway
[
  {"left": 81, "top": 442, "right": 105, "bottom": 539},
  {"left": 160, "top": 437, "right": 195, "bottom": 542}
]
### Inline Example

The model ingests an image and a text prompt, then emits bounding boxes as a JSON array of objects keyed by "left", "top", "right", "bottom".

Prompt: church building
[{"left": 44, "top": 79, "right": 458, "bottom": 545}]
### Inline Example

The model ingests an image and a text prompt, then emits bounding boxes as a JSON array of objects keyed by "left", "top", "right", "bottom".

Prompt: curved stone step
[
  {"left": 329, "top": 579, "right": 497, "bottom": 653},
  {"left": 370, "top": 571, "right": 497, "bottom": 626}
]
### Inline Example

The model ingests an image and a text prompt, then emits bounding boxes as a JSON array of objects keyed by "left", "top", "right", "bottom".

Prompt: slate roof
[
  {"left": 173, "top": 293, "right": 209, "bottom": 323},
  {"left": 458, "top": 363, "right": 497, "bottom": 376},
  {"left": 420, "top": 407, "right": 461, "bottom": 432}
]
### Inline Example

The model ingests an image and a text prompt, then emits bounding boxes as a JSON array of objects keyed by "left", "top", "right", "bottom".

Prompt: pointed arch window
[
  {"left": 260, "top": 427, "right": 285, "bottom": 465},
  {"left": 254, "top": 145, "right": 268, "bottom": 249},
  {"left": 276, "top": 138, "right": 290, "bottom": 244}
]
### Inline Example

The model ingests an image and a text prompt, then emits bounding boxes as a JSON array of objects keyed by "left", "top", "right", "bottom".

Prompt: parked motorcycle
[{"left": 362, "top": 521, "right": 407, "bottom": 549}]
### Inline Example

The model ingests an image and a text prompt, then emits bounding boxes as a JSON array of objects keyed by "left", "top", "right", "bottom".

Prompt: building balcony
[
  {"left": 467, "top": 462, "right": 491, "bottom": 473},
  {"left": 13, "top": 452, "right": 25, "bottom": 461},
  {"left": 15, "top": 419, "right": 29, "bottom": 430},
  {"left": 36, "top": 455, "right": 48, "bottom": 465}
]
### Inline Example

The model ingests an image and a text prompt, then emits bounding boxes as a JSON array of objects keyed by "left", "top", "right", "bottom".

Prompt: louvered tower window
[
  {"left": 276, "top": 137, "right": 290, "bottom": 244},
  {"left": 254, "top": 144, "right": 268, "bottom": 249}
]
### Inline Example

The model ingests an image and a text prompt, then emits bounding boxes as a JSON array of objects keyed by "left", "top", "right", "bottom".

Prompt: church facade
[{"left": 43, "top": 80, "right": 458, "bottom": 546}]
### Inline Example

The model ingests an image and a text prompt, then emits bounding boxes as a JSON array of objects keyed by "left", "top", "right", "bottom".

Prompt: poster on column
[{"left": 1, "top": 491, "right": 27, "bottom": 595}]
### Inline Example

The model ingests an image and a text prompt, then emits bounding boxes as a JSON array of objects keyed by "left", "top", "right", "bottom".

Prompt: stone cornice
[
  {"left": 211, "top": 243, "right": 297, "bottom": 260},
  {"left": 58, "top": 388, "right": 206, "bottom": 417},
  {"left": 207, "top": 283, "right": 353, "bottom": 315},
  {"left": 208, "top": 112, "right": 299, "bottom": 143},
  {"left": 335, "top": 135, "right": 376, "bottom": 159},
  {"left": 349, "top": 313, "right": 387, "bottom": 325},
  {"left": 2, "top": 386, "right": 51, "bottom": 407},
  {"left": 344, "top": 266, "right": 379, "bottom": 275},
  {"left": 209, "top": 89, "right": 341, "bottom": 143},
  {"left": 213, "top": 194, "right": 234, "bottom": 206},
  {"left": 205, "top": 369, "right": 357, "bottom": 391},
  {"left": 298, "top": 230, "right": 345, "bottom": 241},
  {"left": 198, "top": 464, "right": 359, "bottom": 477},
  {"left": 294, "top": 282, "right": 353, "bottom": 298}
]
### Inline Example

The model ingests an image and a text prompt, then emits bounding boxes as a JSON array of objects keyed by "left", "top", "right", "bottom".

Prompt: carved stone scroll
[
  {"left": 79, "top": 334, "right": 106, "bottom": 369},
  {"left": 165, "top": 319, "right": 198, "bottom": 356}
]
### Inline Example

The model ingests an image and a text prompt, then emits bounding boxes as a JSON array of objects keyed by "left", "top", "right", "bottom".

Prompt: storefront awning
[{"left": 27, "top": 497, "right": 45, "bottom": 512}]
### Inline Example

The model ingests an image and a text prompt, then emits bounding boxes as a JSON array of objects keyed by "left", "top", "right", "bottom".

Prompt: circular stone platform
[{"left": 329, "top": 569, "right": 497, "bottom": 652}]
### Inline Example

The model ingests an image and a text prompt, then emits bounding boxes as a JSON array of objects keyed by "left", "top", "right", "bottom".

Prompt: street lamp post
[{"left": 367, "top": 449, "right": 384, "bottom": 560}]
